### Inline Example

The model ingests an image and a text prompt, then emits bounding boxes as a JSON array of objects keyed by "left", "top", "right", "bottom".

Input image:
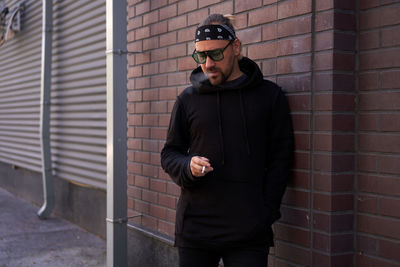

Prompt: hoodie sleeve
[
  {"left": 264, "top": 88, "right": 294, "bottom": 225},
  {"left": 161, "top": 97, "right": 197, "bottom": 188}
]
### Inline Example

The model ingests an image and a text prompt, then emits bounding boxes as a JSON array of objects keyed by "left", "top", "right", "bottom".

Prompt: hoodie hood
[{"left": 189, "top": 57, "right": 264, "bottom": 94}]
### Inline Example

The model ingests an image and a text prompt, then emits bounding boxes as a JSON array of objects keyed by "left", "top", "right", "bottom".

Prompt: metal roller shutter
[{"left": 0, "top": 0, "right": 107, "bottom": 189}]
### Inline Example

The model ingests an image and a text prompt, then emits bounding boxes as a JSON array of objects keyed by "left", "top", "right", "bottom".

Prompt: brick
[
  {"left": 357, "top": 194, "right": 378, "bottom": 214},
  {"left": 357, "top": 214, "right": 400, "bottom": 239},
  {"left": 237, "top": 27, "right": 262, "bottom": 45},
  {"left": 277, "top": 55, "right": 311, "bottom": 74},
  {"left": 313, "top": 233, "right": 353, "bottom": 253},
  {"left": 358, "top": 174, "right": 400, "bottom": 197},
  {"left": 235, "top": 0, "right": 262, "bottom": 13},
  {"left": 248, "top": 42, "right": 276, "bottom": 60},
  {"left": 168, "top": 15, "right": 187, "bottom": 31},
  {"left": 128, "top": 162, "right": 142, "bottom": 175},
  {"left": 262, "top": 24, "right": 277, "bottom": 41},
  {"left": 128, "top": 66, "right": 142, "bottom": 78},
  {"left": 262, "top": 59, "right": 276, "bottom": 76},
  {"left": 198, "top": 0, "right": 219, "bottom": 8},
  {"left": 264, "top": 0, "right": 277, "bottom": 4},
  {"left": 315, "top": 73, "right": 355, "bottom": 92},
  {"left": 313, "top": 153, "right": 355, "bottom": 172},
  {"left": 294, "top": 151, "right": 310, "bottom": 170},
  {"left": 280, "top": 206, "right": 310, "bottom": 228},
  {"left": 168, "top": 72, "right": 187, "bottom": 86},
  {"left": 314, "top": 133, "right": 354, "bottom": 152},
  {"left": 150, "top": 179, "right": 167, "bottom": 193},
  {"left": 359, "top": 48, "right": 400, "bottom": 70},
  {"left": 143, "top": 62, "right": 159, "bottom": 76},
  {"left": 159, "top": 4, "right": 177, "bottom": 20},
  {"left": 380, "top": 197, "right": 400, "bottom": 218},
  {"left": 277, "top": 74, "right": 311, "bottom": 93},
  {"left": 135, "top": 175, "right": 150, "bottom": 189},
  {"left": 128, "top": 41, "right": 143, "bottom": 54},
  {"left": 315, "top": 52, "right": 355, "bottom": 71},
  {"left": 313, "top": 212, "right": 354, "bottom": 232},
  {"left": 168, "top": 44, "right": 186, "bottom": 58},
  {"left": 313, "top": 193, "right": 354, "bottom": 212},
  {"left": 379, "top": 239, "right": 400, "bottom": 262},
  {"left": 277, "top": 15, "right": 311, "bottom": 38},
  {"left": 159, "top": 194, "right": 177, "bottom": 209},
  {"left": 160, "top": 32, "right": 177, "bottom": 47},
  {"left": 358, "top": 72, "right": 379, "bottom": 91},
  {"left": 360, "top": 5, "right": 400, "bottom": 30},
  {"left": 158, "top": 220, "right": 175, "bottom": 237},
  {"left": 357, "top": 234, "right": 377, "bottom": 255},
  {"left": 150, "top": 47, "right": 168, "bottom": 62},
  {"left": 359, "top": 30, "right": 379, "bottom": 50},
  {"left": 151, "top": 75, "right": 168, "bottom": 88},
  {"left": 359, "top": 92, "right": 400, "bottom": 111},
  {"left": 151, "top": 101, "right": 168, "bottom": 113},
  {"left": 128, "top": 138, "right": 142, "bottom": 150},
  {"left": 381, "top": 114, "right": 400, "bottom": 132},
  {"left": 294, "top": 132, "right": 311, "bottom": 150},
  {"left": 359, "top": 0, "right": 379, "bottom": 10},
  {"left": 291, "top": 113, "right": 311, "bottom": 131},
  {"left": 178, "top": 57, "right": 197, "bottom": 71},
  {"left": 136, "top": 52, "right": 151, "bottom": 65},
  {"left": 167, "top": 182, "right": 180, "bottom": 196},
  {"left": 357, "top": 254, "right": 400, "bottom": 267},
  {"left": 143, "top": 10, "right": 159, "bottom": 25},
  {"left": 358, "top": 153, "right": 378, "bottom": 172},
  {"left": 290, "top": 170, "right": 310, "bottom": 189},
  {"left": 135, "top": 151, "right": 151, "bottom": 164},
  {"left": 282, "top": 189, "right": 309, "bottom": 208},
  {"left": 359, "top": 134, "right": 400, "bottom": 153},
  {"left": 178, "top": 0, "right": 197, "bottom": 15},
  {"left": 160, "top": 60, "right": 177, "bottom": 73},
  {"left": 151, "top": 127, "right": 167, "bottom": 140},
  {"left": 314, "top": 114, "right": 355, "bottom": 131},
  {"left": 275, "top": 240, "right": 311, "bottom": 266},
  {"left": 314, "top": 173, "right": 353, "bottom": 192},
  {"left": 150, "top": 204, "right": 167, "bottom": 219},
  {"left": 135, "top": 102, "right": 150, "bottom": 113},
  {"left": 178, "top": 26, "right": 196, "bottom": 43},
  {"left": 143, "top": 138, "right": 159, "bottom": 152},
  {"left": 278, "top": 0, "right": 312, "bottom": 19},
  {"left": 314, "top": 93, "right": 355, "bottom": 112},
  {"left": 151, "top": 21, "right": 168, "bottom": 35},
  {"left": 136, "top": 26, "right": 151, "bottom": 40},
  {"left": 142, "top": 189, "right": 158, "bottom": 203},
  {"left": 209, "top": 1, "right": 233, "bottom": 15},
  {"left": 187, "top": 8, "right": 209, "bottom": 26},
  {"left": 151, "top": 0, "right": 168, "bottom": 10},
  {"left": 141, "top": 215, "right": 157, "bottom": 229},
  {"left": 248, "top": 5, "right": 277, "bottom": 26},
  {"left": 274, "top": 224, "right": 310, "bottom": 247},
  {"left": 381, "top": 70, "right": 400, "bottom": 89},
  {"left": 287, "top": 94, "right": 311, "bottom": 111},
  {"left": 380, "top": 155, "right": 400, "bottom": 175},
  {"left": 316, "top": 0, "right": 356, "bottom": 11},
  {"left": 277, "top": 35, "right": 311, "bottom": 56},
  {"left": 136, "top": 1, "right": 150, "bottom": 15}
]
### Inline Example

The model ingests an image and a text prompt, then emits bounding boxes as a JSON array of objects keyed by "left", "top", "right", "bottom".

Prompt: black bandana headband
[{"left": 195, "top": 24, "right": 236, "bottom": 42}]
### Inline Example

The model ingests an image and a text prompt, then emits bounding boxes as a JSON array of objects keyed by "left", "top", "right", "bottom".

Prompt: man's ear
[{"left": 233, "top": 38, "right": 242, "bottom": 57}]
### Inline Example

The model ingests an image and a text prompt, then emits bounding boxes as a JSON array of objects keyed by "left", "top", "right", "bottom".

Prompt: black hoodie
[{"left": 161, "top": 57, "right": 294, "bottom": 249}]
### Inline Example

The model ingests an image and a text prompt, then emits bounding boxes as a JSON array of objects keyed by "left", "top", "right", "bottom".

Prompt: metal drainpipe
[
  {"left": 37, "top": 0, "right": 53, "bottom": 219},
  {"left": 105, "top": 0, "right": 127, "bottom": 266}
]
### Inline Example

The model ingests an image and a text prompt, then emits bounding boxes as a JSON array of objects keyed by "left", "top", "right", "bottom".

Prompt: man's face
[{"left": 195, "top": 39, "right": 238, "bottom": 86}]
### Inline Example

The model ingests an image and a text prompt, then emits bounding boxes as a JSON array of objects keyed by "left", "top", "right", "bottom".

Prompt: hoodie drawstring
[
  {"left": 216, "top": 89, "right": 225, "bottom": 165},
  {"left": 239, "top": 90, "right": 251, "bottom": 156}
]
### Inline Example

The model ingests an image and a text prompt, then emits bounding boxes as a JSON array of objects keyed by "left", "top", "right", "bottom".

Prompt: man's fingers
[{"left": 190, "top": 156, "right": 213, "bottom": 177}]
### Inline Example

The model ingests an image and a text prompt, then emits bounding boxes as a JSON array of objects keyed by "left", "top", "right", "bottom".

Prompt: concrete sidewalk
[{"left": 0, "top": 187, "right": 106, "bottom": 267}]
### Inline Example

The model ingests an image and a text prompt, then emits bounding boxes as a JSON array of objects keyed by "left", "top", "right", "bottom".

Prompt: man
[{"left": 161, "top": 14, "right": 294, "bottom": 267}]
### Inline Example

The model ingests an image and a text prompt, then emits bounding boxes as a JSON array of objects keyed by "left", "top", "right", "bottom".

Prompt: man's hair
[
  {"left": 198, "top": 14, "right": 236, "bottom": 34},
  {"left": 198, "top": 14, "right": 242, "bottom": 59}
]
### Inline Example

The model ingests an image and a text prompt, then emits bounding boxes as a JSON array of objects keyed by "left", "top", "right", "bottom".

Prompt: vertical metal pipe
[
  {"left": 37, "top": 0, "right": 53, "bottom": 219},
  {"left": 106, "top": 0, "right": 128, "bottom": 266}
]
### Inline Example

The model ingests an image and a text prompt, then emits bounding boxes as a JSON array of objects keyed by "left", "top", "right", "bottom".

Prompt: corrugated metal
[{"left": 0, "top": 0, "right": 107, "bottom": 189}]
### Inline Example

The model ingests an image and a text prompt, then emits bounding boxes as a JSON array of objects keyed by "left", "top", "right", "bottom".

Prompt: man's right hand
[{"left": 190, "top": 156, "right": 214, "bottom": 177}]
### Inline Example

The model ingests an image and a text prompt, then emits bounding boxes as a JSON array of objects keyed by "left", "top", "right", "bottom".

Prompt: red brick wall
[
  {"left": 357, "top": 1, "right": 400, "bottom": 266},
  {"left": 126, "top": 0, "right": 400, "bottom": 265}
]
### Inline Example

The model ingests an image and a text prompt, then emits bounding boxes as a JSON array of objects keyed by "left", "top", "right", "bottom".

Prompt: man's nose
[{"left": 205, "top": 56, "right": 215, "bottom": 68}]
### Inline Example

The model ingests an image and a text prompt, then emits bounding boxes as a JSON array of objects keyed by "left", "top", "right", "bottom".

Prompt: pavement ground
[{"left": 0, "top": 187, "right": 106, "bottom": 267}]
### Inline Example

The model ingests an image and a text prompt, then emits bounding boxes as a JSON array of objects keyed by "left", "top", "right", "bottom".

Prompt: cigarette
[{"left": 201, "top": 166, "right": 205, "bottom": 174}]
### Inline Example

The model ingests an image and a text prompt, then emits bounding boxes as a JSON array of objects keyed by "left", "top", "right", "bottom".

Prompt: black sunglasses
[{"left": 192, "top": 40, "right": 233, "bottom": 64}]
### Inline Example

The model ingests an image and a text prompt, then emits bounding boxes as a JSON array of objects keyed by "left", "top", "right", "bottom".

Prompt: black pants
[{"left": 178, "top": 246, "right": 269, "bottom": 267}]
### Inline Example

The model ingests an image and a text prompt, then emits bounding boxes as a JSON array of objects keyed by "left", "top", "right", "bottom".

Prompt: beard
[{"left": 205, "top": 67, "right": 229, "bottom": 86}]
